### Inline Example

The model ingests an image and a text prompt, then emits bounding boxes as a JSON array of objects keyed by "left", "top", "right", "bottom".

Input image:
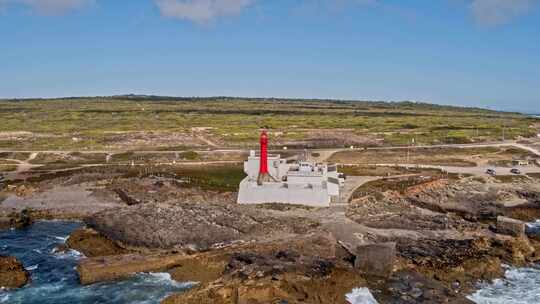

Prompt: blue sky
[{"left": 0, "top": 0, "right": 538, "bottom": 112}]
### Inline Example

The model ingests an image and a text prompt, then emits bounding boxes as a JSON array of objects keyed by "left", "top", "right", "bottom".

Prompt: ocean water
[
  {"left": 0, "top": 221, "right": 193, "bottom": 304},
  {"left": 468, "top": 266, "right": 540, "bottom": 304},
  {"left": 468, "top": 221, "right": 540, "bottom": 304},
  {"left": 3, "top": 221, "right": 540, "bottom": 304}
]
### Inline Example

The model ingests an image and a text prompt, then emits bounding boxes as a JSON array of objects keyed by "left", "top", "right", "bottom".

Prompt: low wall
[{"left": 237, "top": 178, "right": 331, "bottom": 207}]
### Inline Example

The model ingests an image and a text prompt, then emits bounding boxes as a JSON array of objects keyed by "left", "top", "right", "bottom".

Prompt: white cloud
[
  {"left": 0, "top": 0, "right": 94, "bottom": 15},
  {"left": 155, "top": 0, "right": 253, "bottom": 24},
  {"left": 470, "top": 0, "right": 534, "bottom": 26}
]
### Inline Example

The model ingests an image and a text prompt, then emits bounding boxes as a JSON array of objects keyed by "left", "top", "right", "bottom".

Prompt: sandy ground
[{"left": 0, "top": 184, "right": 121, "bottom": 217}]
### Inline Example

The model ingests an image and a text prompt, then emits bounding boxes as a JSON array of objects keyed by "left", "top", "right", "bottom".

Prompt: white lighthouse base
[{"left": 237, "top": 178, "right": 333, "bottom": 208}]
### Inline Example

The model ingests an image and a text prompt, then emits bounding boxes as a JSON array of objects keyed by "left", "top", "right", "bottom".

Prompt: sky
[{"left": 0, "top": 0, "right": 539, "bottom": 113}]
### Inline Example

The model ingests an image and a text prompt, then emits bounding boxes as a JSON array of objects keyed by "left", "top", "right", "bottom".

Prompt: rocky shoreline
[
  {"left": 1, "top": 166, "right": 540, "bottom": 303},
  {"left": 63, "top": 176, "right": 539, "bottom": 303},
  {"left": 0, "top": 256, "right": 30, "bottom": 289}
]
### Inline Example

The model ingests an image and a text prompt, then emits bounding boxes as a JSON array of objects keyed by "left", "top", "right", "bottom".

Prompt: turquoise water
[{"left": 0, "top": 221, "right": 193, "bottom": 304}]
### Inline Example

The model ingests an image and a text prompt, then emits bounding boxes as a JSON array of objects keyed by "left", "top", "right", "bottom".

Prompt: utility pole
[{"left": 406, "top": 137, "right": 415, "bottom": 163}]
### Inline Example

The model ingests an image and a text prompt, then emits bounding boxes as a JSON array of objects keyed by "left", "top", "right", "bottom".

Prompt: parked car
[
  {"left": 510, "top": 168, "right": 522, "bottom": 175},
  {"left": 486, "top": 169, "right": 496, "bottom": 176}
]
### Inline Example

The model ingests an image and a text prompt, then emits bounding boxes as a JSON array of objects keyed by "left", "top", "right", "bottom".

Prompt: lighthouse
[
  {"left": 257, "top": 130, "right": 274, "bottom": 184},
  {"left": 237, "top": 130, "right": 345, "bottom": 207}
]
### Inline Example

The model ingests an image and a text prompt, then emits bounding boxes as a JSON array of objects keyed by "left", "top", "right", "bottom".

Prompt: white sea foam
[
  {"left": 468, "top": 266, "right": 540, "bottom": 303},
  {"left": 26, "top": 264, "right": 39, "bottom": 271},
  {"left": 142, "top": 272, "right": 196, "bottom": 289},
  {"left": 54, "top": 236, "right": 69, "bottom": 242},
  {"left": 53, "top": 249, "right": 84, "bottom": 259},
  {"left": 0, "top": 294, "right": 10, "bottom": 303},
  {"left": 526, "top": 220, "right": 540, "bottom": 229},
  {"left": 346, "top": 287, "right": 379, "bottom": 304}
]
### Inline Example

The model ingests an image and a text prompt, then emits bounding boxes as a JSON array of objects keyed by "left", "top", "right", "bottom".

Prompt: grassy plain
[
  {"left": 0, "top": 96, "right": 537, "bottom": 150},
  {"left": 329, "top": 146, "right": 538, "bottom": 167}
]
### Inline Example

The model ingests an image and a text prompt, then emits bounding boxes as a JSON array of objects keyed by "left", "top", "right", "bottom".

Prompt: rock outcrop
[
  {"left": 66, "top": 228, "right": 128, "bottom": 257},
  {"left": 354, "top": 242, "right": 396, "bottom": 278},
  {"left": 77, "top": 232, "right": 337, "bottom": 285},
  {"left": 0, "top": 209, "right": 33, "bottom": 231},
  {"left": 85, "top": 203, "right": 319, "bottom": 250},
  {"left": 0, "top": 256, "right": 30, "bottom": 289},
  {"left": 161, "top": 233, "right": 360, "bottom": 304},
  {"left": 496, "top": 216, "right": 526, "bottom": 237}
]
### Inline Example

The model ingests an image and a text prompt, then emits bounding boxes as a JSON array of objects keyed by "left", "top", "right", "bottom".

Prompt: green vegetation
[
  {"left": 154, "top": 165, "right": 244, "bottom": 192},
  {"left": 351, "top": 176, "right": 434, "bottom": 200},
  {"left": 0, "top": 152, "right": 30, "bottom": 161},
  {"left": 0, "top": 165, "right": 17, "bottom": 172},
  {"left": 339, "top": 165, "right": 443, "bottom": 177},
  {"left": 0, "top": 96, "right": 536, "bottom": 150},
  {"left": 330, "top": 146, "right": 539, "bottom": 168},
  {"left": 0, "top": 159, "right": 19, "bottom": 165},
  {"left": 22, "top": 163, "right": 245, "bottom": 192},
  {"left": 527, "top": 173, "right": 540, "bottom": 180},
  {"left": 180, "top": 151, "right": 200, "bottom": 161},
  {"left": 493, "top": 175, "right": 531, "bottom": 184}
]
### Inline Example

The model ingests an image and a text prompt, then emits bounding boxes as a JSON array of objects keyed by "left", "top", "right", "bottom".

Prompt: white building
[{"left": 237, "top": 150, "right": 344, "bottom": 207}]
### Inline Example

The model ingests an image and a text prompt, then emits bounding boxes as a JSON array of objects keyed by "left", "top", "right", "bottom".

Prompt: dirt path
[
  {"left": 341, "top": 163, "right": 540, "bottom": 176},
  {"left": 1, "top": 156, "right": 43, "bottom": 180},
  {"left": 337, "top": 176, "right": 379, "bottom": 204},
  {"left": 0, "top": 140, "right": 535, "bottom": 155}
]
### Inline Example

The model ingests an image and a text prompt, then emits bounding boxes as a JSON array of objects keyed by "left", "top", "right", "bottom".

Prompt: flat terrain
[
  {"left": 2, "top": 98, "right": 540, "bottom": 304},
  {"left": 0, "top": 96, "right": 537, "bottom": 150},
  {"left": 330, "top": 145, "right": 539, "bottom": 167}
]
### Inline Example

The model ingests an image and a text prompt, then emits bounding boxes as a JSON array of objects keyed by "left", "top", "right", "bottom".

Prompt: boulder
[
  {"left": 66, "top": 228, "right": 128, "bottom": 257},
  {"left": 0, "top": 256, "right": 30, "bottom": 288},
  {"left": 497, "top": 216, "right": 526, "bottom": 237},
  {"left": 354, "top": 242, "right": 396, "bottom": 278},
  {"left": 0, "top": 217, "right": 10, "bottom": 230},
  {"left": 113, "top": 188, "right": 142, "bottom": 206},
  {"left": 0, "top": 209, "right": 33, "bottom": 231}
]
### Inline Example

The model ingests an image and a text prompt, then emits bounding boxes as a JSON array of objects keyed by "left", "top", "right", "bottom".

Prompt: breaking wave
[
  {"left": 0, "top": 221, "right": 193, "bottom": 304},
  {"left": 468, "top": 266, "right": 540, "bottom": 304},
  {"left": 346, "top": 287, "right": 379, "bottom": 304}
]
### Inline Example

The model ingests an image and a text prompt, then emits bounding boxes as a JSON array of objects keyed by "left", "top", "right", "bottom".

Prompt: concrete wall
[
  {"left": 287, "top": 174, "right": 325, "bottom": 185},
  {"left": 237, "top": 178, "right": 331, "bottom": 207},
  {"left": 244, "top": 155, "right": 288, "bottom": 181}
]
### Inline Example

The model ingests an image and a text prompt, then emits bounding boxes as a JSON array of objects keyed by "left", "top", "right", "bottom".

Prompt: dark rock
[
  {"left": 52, "top": 243, "right": 70, "bottom": 254},
  {"left": 66, "top": 228, "right": 128, "bottom": 257},
  {"left": 369, "top": 271, "right": 474, "bottom": 304},
  {"left": 504, "top": 201, "right": 540, "bottom": 222},
  {"left": 113, "top": 188, "right": 142, "bottom": 206},
  {"left": 354, "top": 242, "right": 396, "bottom": 278},
  {"left": 13, "top": 209, "right": 33, "bottom": 228},
  {"left": 0, "top": 256, "right": 30, "bottom": 289},
  {"left": 496, "top": 216, "right": 526, "bottom": 237},
  {"left": 77, "top": 233, "right": 340, "bottom": 286},
  {"left": 0, "top": 217, "right": 10, "bottom": 230},
  {"left": 162, "top": 259, "right": 364, "bottom": 304},
  {"left": 397, "top": 238, "right": 490, "bottom": 269},
  {"left": 0, "top": 209, "right": 33, "bottom": 231}
]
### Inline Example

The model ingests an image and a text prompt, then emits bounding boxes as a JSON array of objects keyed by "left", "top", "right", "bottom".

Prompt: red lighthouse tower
[
  {"left": 257, "top": 130, "right": 274, "bottom": 185},
  {"left": 259, "top": 131, "right": 269, "bottom": 174}
]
